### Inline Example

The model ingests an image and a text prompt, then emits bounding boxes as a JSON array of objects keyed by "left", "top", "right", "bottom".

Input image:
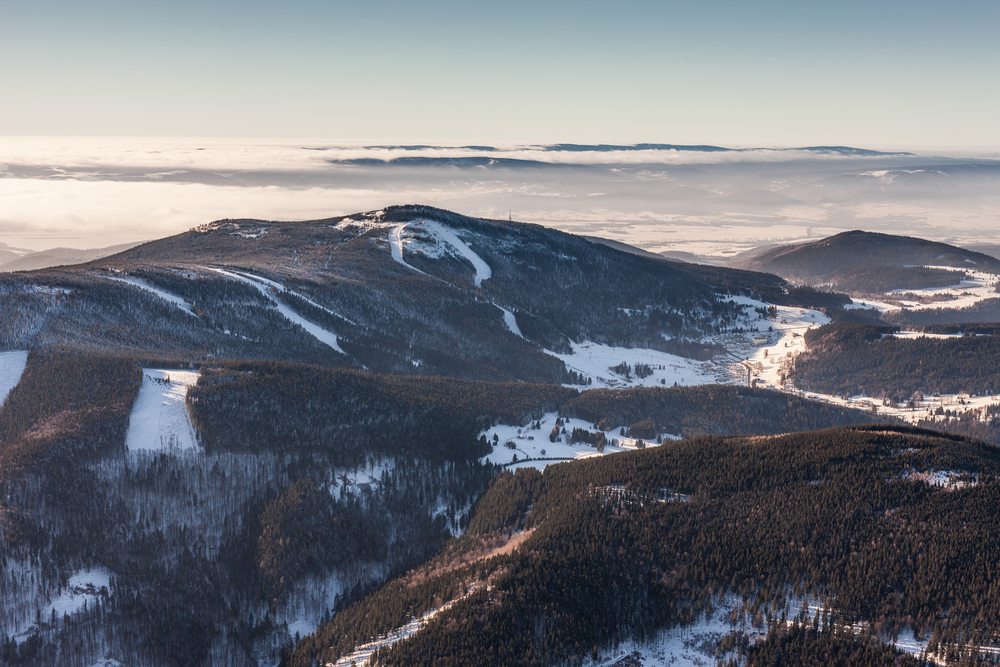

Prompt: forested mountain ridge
[
  {"left": 0, "top": 346, "right": 905, "bottom": 667},
  {"left": 0, "top": 205, "right": 849, "bottom": 384},
  {"left": 285, "top": 424, "right": 1000, "bottom": 667},
  {"left": 736, "top": 230, "right": 1000, "bottom": 286}
]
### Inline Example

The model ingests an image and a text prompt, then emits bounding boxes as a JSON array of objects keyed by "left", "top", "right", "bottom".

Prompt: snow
[
  {"left": 547, "top": 340, "right": 713, "bottom": 389},
  {"left": 48, "top": 568, "right": 111, "bottom": 617},
  {"left": 328, "top": 589, "right": 475, "bottom": 667},
  {"left": 388, "top": 223, "right": 429, "bottom": 276},
  {"left": 103, "top": 275, "right": 197, "bottom": 316},
  {"left": 482, "top": 412, "right": 672, "bottom": 471},
  {"left": 886, "top": 331, "right": 963, "bottom": 340},
  {"left": 582, "top": 595, "right": 768, "bottom": 667},
  {"left": 125, "top": 369, "right": 201, "bottom": 451},
  {"left": 0, "top": 350, "right": 28, "bottom": 407},
  {"left": 12, "top": 568, "right": 112, "bottom": 642},
  {"left": 729, "top": 297, "right": 830, "bottom": 391},
  {"left": 904, "top": 469, "right": 978, "bottom": 489},
  {"left": 497, "top": 305, "right": 524, "bottom": 338},
  {"left": 388, "top": 220, "right": 492, "bottom": 287},
  {"left": 230, "top": 269, "right": 356, "bottom": 325},
  {"left": 421, "top": 220, "right": 492, "bottom": 287},
  {"left": 210, "top": 268, "right": 345, "bottom": 354},
  {"left": 844, "top": 267, "right": 1000, "bottom": 314},
  {"left": 579, "top": 593, "right": 979, "bottom": 667}
]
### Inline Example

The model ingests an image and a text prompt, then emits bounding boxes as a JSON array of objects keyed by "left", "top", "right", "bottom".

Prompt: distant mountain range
[
  {"left": 735, "top": 230, "right": 1000, "bottom": 283},
  {"left": 0, "top": 242, "right": 140, "bottom": 272}
]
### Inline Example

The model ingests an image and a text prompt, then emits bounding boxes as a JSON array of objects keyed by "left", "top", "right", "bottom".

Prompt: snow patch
[
  {"left": 125, "top": 369, "right": 201, "bottom": 451},
  {"left": 482, "top": 412, "right": 668, "bottom": 471},
  {"left": 903, "top": 469, "right": 978, "bottom": 489},
  {"left": 328, "top": 588, "right": 477, "bottom": 666},
  {"left": 12, "top": 568, "right": 112, "bottom": 642},
  {"left": 546, "top": 340, "right": 712, "bottom": 389},
  {"left": 388, "top": 223, "right": 429, "bottom": 276},
  {"left": 0, "top": 350, "right": 29, "bottom": 407}
]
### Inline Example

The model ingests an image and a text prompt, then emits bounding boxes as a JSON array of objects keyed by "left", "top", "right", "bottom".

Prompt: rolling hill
[
  {"left": 0, "top": 205, "right": 844, "bottom": 385},
  {"left": 736, "top": 230, "right": 1000, "bottom": 286}
]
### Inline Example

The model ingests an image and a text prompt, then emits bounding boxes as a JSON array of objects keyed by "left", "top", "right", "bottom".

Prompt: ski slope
[
  {"left": 233, "top": 269, "right": 357, "bottom": 325},
  {"left": 422, "top": 220, "right": 492, "bottom": 287},
  {"left": 389, "top": 223, "right": 429, "bottom": 276},
  {"left": 103, "top": 275, "right": 197, "bottom": 316},
  {"left": 0, "top": 350, "right": 29, "bottom": 407},
  {"left": 210, "top": 268, "right": 345, "bottom": 354},
  {"left": 125, "top": 369, "right": 201, "bottom": 451},
  {"left": 388, "top": 220, "right": 492, "bottom": 287},
  {"left": 497, "top": 305, "right": 524, "bottom": 338}
]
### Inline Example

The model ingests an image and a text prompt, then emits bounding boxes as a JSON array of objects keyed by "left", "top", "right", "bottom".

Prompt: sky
[{"left": 2, "top": 0, "right": 998, "bottom": 146}]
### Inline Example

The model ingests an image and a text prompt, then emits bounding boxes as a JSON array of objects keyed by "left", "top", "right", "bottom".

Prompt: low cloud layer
[{"left": 1, "top": 139, "right": 998, "bottom": 260}]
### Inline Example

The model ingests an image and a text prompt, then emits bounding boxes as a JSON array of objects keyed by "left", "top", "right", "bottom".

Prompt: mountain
[
  {"left": 0, "top": 242, "right": 141, "bottom": 272},
  {"left": 5, "top": 204, "right": 997, "bottom": 666},
  {"left": 285, "top": 425, "right": 999, "bottom": 667},
  {"left": 736, "top": 230, "right": 1000, "bottom": 285},
  {"left": 0, "top": 242, "right": 34, "bottom": 266},
  {"left": 0, "top": 348, "right": 889, "bottom": 666},
  {"left": 0, "top": 205, "right": 841, "bottom": 384}
]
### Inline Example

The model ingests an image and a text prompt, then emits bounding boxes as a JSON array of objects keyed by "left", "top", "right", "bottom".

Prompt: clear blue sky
[{"left": 2, "top": 0, "right": 997, "bottom": 146}]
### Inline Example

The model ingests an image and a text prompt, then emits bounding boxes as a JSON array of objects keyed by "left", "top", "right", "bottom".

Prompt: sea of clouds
[{"left": 1, "top": 138, "right": 998, "bottom": 261}]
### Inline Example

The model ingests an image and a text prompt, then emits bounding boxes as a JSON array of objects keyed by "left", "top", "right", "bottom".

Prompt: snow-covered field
[
  {"left": 547, "top": 340, "right": 713, "bottom": 389},
  {"left": 125, "top": 369, "right": 201, "bottom": 451},
  {"left": 0, "top": 350, "right": 28, "bottom": 407},
  {"left": 210, "top": 267, "right": 345, "bottom": 354},
  {"left": 844, "top": 267, "right": 1000, "bottom": 314},
  {"left": 482, "top": 412, "right": 677, "bottom": 471},
  {"left": 103, "top": 275, "right": 197, "bottom": 316}
]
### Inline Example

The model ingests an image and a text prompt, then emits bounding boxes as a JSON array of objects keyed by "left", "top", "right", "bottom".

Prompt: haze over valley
[{"left": 3, "top": 140, "right": 999, "bottom": 267}]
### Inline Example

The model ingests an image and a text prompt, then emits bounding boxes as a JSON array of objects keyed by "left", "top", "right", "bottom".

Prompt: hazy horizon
[{"left": 1, "top": 138, "right": 998, "bottom": 262}]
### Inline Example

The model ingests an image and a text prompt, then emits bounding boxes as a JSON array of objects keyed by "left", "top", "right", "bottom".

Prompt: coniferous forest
[{"left": 2, "top": 208, "right": 1000, "bottom": 666}]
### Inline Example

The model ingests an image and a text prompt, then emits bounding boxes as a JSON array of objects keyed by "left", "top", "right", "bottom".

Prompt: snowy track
[
  {"left": 499, "top": 306, "right": 524, "bottom": 338},
  {"left": 330, "top": 591, "right": 474, "bottom": 667},
  {"left": 210, "top": 268, "right": 345, "bottom": 354},
  {"left": 103, "top": 275, "right": 197, "bottom": 316},
  {"left": 389, "top": 223, "right": 429, "bottom": 276},
  {"left": 125, "top": 369, "right": 200, "bottom": 451},
  {"left": 0, "top": 350, "right": 28, "bottom": 407},
  {"left": 422, "top": 220, "right": 492, "bottom": 287}
]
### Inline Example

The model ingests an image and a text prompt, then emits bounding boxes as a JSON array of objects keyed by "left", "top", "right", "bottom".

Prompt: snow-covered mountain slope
[{"left": 0, "top": 205, "right": 829, "bottom": 385}]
